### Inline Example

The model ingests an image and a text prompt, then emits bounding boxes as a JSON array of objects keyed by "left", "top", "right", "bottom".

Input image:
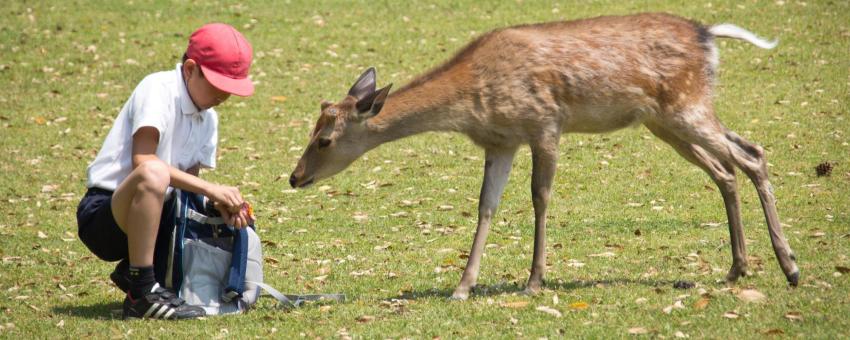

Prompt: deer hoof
[
  {"left": 520, "top": 286, "right": 542, "bottom": 296},
  {"left": 449, "top": 289, "right": 470, "bottom": 301},
  {"left": 787, "top": 270, "right": 800, "bottom": 287},
  {"left": 725, "top": 265, "right": 749, "bottom": 282}
]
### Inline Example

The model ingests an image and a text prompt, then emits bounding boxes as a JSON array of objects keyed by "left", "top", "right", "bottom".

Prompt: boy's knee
[{"left": 135, "top": 160, "right": 170, "bottom": 194}]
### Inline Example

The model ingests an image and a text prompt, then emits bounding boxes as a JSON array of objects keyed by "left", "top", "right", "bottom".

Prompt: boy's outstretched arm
[{"left": 128, "top": 126, "right": 250, "bottom": 228}]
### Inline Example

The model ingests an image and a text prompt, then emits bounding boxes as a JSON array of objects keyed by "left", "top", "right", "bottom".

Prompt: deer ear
[
  {"left": 354, "top": 89, "right": 379, "bottom": 114},
  {"left": 369, "top": 83, "right": 392, "bottom": 115},
  {"left": 355, "top": 84, "right": 392, "bottom": 119},
  {"left": 320, "top": 100, "right": 333, "bottom": 111},
  {"left": 347, "top": 67, "right": 376, "bottom": 101}
]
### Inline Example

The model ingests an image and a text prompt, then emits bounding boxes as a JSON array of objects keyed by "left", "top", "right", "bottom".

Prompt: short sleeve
[
  {"left": 129, "top": 76, "right": 173, "bottom": 140},
  {"left": 198, "top": 111, "right": 218, "bottom": 169}
]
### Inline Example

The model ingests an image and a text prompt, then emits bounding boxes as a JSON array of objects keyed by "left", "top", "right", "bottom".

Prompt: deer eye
[{"left": 317, "top": 137, "right": 332, "bottom": 148}]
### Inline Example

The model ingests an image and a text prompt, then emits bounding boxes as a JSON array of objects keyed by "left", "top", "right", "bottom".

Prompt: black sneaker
[
  {"left": 110, "top": 260, "right": 130, "bottom": 293},
  {"left": 122, "top": 283, "right": 205, "bottom": 320}
]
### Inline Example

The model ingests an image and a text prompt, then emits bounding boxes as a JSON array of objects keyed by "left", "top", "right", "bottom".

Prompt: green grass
[{"left": 1, "top": 0, "right": 848, "bottom": 338}]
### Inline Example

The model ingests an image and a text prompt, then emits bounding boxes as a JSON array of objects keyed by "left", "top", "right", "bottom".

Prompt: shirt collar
[{"left": 176, "top": 63, "right": 205, "bottom": 121}]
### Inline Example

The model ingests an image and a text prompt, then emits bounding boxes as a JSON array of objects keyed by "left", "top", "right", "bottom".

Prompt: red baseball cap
[{"left": 186, "top": 23, "right": 254, "bottom": 97}]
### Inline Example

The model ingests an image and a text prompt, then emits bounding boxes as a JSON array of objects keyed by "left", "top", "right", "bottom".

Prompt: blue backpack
[{"left": 155, "top": 190, "right": 344, "bottom": 315}]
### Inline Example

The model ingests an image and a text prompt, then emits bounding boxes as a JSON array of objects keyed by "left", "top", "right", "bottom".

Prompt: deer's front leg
[
  {"left": 451, "top": 147, "right": 517, "bottom": 300},
  {"left": 524, "top": 139, "right": 559, "bottom": 295}
]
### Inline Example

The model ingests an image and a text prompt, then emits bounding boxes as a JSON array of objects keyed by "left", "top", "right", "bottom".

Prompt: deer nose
[{"left": 289, "top": 174, "right": 297, "bottom": 188}]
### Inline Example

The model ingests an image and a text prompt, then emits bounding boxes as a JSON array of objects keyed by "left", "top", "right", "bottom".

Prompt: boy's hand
[
  {"left": 215, "top": 203, "right": 251, "bottom": 229},
  {"left": 206, "top": 184, "right": 244, "bottom": 213},
  {"left": 206, "top": 184, "right": 253, "bottom": 228}
]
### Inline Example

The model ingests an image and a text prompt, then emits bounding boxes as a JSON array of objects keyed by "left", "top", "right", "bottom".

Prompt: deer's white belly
[{"left": 561, "top": 103, "right": 651, "bottom": 133}]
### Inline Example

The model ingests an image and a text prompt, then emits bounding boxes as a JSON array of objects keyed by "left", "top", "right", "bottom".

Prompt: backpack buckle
[{"left": 221, "top": 290, "right": 241, "bottom": 303}]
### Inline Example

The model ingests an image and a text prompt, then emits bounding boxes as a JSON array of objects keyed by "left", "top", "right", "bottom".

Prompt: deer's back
[{"left": 449, "top": 13, "right": 713, "bottom": 146}]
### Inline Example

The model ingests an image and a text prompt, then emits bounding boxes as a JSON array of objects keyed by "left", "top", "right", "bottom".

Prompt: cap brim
[{"left": 200, "top": 64, "right": 254, "bottom": 97}]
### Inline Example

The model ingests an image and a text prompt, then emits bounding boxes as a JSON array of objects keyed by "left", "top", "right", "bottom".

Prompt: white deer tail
[{"left": 709, "top": 24, "right": 778, "bottom": 49}]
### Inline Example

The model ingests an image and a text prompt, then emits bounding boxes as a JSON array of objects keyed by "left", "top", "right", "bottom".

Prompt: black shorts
[{"left": 76, "top": 187, "right": 175, "bottom": 262}]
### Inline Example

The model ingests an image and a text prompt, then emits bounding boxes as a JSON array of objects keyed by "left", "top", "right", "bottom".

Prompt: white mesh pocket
[{"left": 180, "top": 239, "right": 241, "bottom": 315}]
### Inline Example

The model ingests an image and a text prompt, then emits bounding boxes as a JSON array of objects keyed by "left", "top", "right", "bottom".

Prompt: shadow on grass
[
  {"left": 391, "top": 278, "right": 679, "bottom": 301},
  {"left": 52, "top": 301, "right": 123, "bottom": 320}
]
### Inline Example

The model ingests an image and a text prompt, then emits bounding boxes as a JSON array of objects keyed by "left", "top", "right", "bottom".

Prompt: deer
[{"left": 288, "top": 13, "right": 799, "bottom": 300}]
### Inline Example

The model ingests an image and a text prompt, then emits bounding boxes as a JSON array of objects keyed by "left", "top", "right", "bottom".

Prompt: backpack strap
[
  {"left": 246, "top": 281, "right": 346, "bottom": 309},
  {"left": 221, "top": 227, "right": 248, "bottom": 302},
  {"left": 186, "top": 209, "right": 225, "bottom": 225},
  {"left": 165, "top": 190, "right": 190, "bottom": 290}
]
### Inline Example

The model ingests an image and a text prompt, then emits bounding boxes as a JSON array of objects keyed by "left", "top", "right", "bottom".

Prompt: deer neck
[{"left": 364, "top": 72, "right": 470, "bottom": 147}]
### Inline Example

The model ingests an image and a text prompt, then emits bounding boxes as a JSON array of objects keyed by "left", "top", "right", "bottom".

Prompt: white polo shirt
[{"left": 86, "top": 63, "right": 218, "bottom": 191}]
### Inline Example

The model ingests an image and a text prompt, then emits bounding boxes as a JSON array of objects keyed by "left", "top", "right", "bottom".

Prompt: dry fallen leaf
[
  {"left": 535, "top": 306, "right": 562, "bottom": 318},
  {"left": 568, "top": 301, "right": 589, "bottom": 310},
  {"left": 835, "top": 266, "right": 850, "bottom": 274},
  {"left": 762, "top": 329, "right": 784, "bottom": 335},
  {"left": 352, "top": 212, "right": 368, "bottom": 222},
  {"left": 500, "top": 301, "right": 529, "bottom": 309},
  {"left": 271, "top": 95, "right": 287, "bottom": 102},
  {"left": 736, "top": 289, "right": 766, "bottom": 303},
  {"left": 37, "top": 231, "right": 48, "bottom": 239},
  {"left": 693, "top": 297, "right": 710, "bottom": 310},
  {"left": 723, "top": 311, "right": 740, "bottom": 319},
  {"left": 628, "top": 327, "right": 649, "bottom": 335},
  {"left": 567, "top": 259, "right": 585, "bottom": 267},
  {"left": 349, "top": 268, "right": 373, "bottom": 277},
  {"left": 356, "top": 315, "right": 375, "bottom": 323},
  {"left": 588, "top": 251, "right": 616, "bottom": 258},
  {"left": 784, "top": 311, "right": 803, "bottom": 322},
  {"left": 663, "top": 300, "right": 685, "bottom": 314}
]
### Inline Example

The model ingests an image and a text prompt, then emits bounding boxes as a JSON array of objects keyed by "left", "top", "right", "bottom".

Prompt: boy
[{"left": 77, "top": 23, "right": 254, "bottom": 320}]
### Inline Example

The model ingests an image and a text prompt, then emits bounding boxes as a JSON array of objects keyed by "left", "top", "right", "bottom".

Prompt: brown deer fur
[{"left": 290, "top": 13, "right": 799, "bottom": 300}]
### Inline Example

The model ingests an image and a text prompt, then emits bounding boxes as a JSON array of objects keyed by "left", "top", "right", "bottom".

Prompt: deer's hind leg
[
  {"left": 721, "top": 130, "right": 799, "bottom": 285},
  {"left": 653, "top": 104, "right": 799, "bottom": 286},
  {"left": 645, "top": 123, "right": 749, "bottom": 281}
]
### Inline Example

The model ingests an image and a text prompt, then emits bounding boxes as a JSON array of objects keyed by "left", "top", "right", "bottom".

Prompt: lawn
[{"left": 1, "top": 0, "right": 848, "bottom": 338}]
